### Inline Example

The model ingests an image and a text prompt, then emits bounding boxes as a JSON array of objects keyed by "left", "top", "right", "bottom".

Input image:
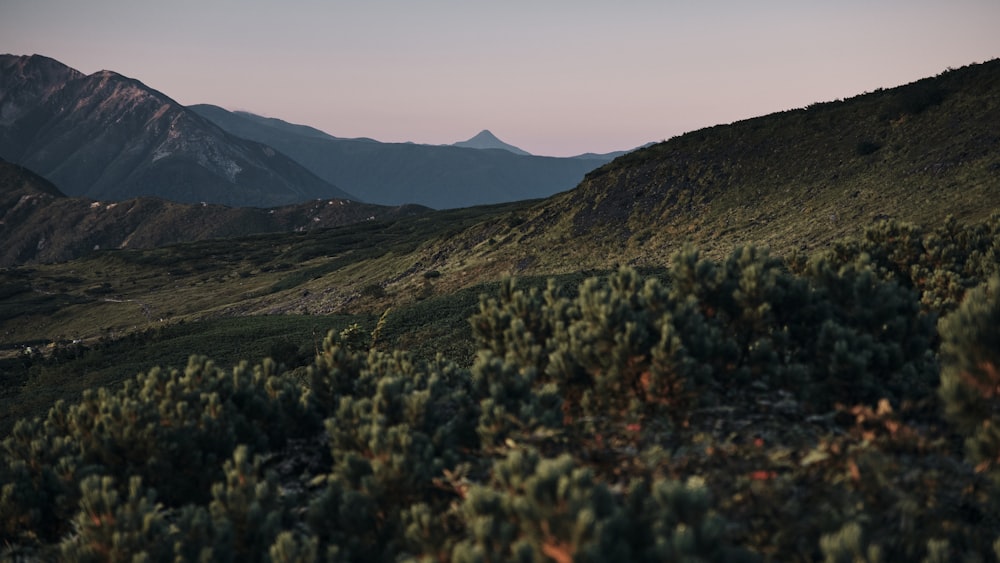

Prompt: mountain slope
[
  {"left": 0, "top": 54, "right": 355, "bottom": 207},
  {"left": 452, "top": 129, "right": 530, "bottom": 155},
  {"left": 0, "top": 157, "right": 426, "bottom": 267},
  {"left": 191, "top": 104, "right": 616, "bottom": 209},
  {"left": 401, "top": 59, "right": 1000, "bottom": 284}
]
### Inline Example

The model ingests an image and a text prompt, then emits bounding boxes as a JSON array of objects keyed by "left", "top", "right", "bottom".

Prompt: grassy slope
[{"left": 443, "top": 59, "right": 1000, "bottom": 276}]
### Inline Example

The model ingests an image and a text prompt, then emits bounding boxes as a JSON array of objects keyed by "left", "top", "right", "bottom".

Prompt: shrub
[
  {"left": 855, "top": 140, "right": 882, "bottom": 156},
  {"left": 361, "top": 282, "right": 387, "bottom": 298},
  {"left": 0, "top": 355, "right": 317, "bottom": 546},
  {"left": 303, "top": 324, "right": 478, "bottom": 559},
  {"left": 805, "top": 215, "right": 1000, "bottom": 314},
  {"left": 938, "top": 276, "right": 1000, "bottom": 476},
  {"left": 450, "top": 448, "right": 753, "bottom": 562}
]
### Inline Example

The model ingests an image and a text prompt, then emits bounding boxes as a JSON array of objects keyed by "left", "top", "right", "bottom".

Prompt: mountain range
[
  {"left": 189, "top": 105, "right": 620, "bottom": 208},
  {"left": 256, "top": 57, "right": 997, "bottom": 312},
  {"left": 0, "top": 54, "right": 354, "bottom": 208},
  {"left": 0, "top": 53, "right": 629, "bottom": 211}
]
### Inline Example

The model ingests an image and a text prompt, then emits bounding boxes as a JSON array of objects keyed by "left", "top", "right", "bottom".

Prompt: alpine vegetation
[{"left": 3, "top": 215, "right": 1000, "bottom": 560}]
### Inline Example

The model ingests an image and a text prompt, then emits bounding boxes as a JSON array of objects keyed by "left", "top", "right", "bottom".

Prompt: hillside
[
  {"left": 0, "top": 158, "right": 428, "bottom": 267},
  {"left": 0, "top": 54, "right": 355, "bottom": 207},
  {"left": 191, "top": 104, "right": 617, "bottom": 209},
  {"left": 396, "top": 59, "right": 1000, "bottom": 286}
]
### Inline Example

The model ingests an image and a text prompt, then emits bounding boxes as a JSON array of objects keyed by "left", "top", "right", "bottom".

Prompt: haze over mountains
[
  {"left": 0, "top": 54, "right": 354, "bottom": 208},
  {"left": 0, "top": 54, "right": 625, "bottom": 211},
  {"left": 189, "top": 105, "right": 619, "bottom": 208}
]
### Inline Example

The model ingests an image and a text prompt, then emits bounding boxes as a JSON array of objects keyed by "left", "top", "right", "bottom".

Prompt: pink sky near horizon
[{"left": 2, "top": 0, "right": 999, "bottom": 157}]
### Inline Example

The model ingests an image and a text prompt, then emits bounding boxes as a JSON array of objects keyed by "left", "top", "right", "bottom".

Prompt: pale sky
[{"left": 2, "top": 1, "right": 998, "bottom": 156}]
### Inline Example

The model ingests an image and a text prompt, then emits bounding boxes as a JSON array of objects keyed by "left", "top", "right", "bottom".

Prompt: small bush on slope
[{"left": 939, "top": 276, "right": 1000, "bottom": 477}]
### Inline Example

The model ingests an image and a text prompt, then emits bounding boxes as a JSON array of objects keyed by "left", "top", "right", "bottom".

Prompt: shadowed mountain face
[
  {"left": 191, "top": 104, "right": 620, "bottom": 209},
  {"left": 0, "top": 157, "right": 427, "bottom": 267},
  {"left": 0, "top": 54, "right": 355, "bottom": 207}
]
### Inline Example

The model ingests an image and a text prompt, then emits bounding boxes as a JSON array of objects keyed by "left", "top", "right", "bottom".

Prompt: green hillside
[{"left": 419, "top": 59, "right": 1000, "bottom": 277}]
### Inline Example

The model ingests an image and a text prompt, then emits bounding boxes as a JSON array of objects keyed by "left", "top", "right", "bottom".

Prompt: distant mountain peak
[
  {"left": 469, "top": 129, "right": 501, "bottom": 142},
  {"left": 453, "top": 129, "right": 531, "bottom": 156}
]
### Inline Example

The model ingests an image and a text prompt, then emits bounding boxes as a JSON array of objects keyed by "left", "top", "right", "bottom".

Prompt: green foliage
[
  {"left": 795, "top": 252, "right": 937, "bottom": 408},
  {"left": 883, "top": 80, "right": 946, "bottom": 119},
  {"left": 472, "top": 348, "right": 564, "bottom": 451},
  {"left": 451, "top": 448, "right": 750, "bottom": 562},
  {"left": 361, "top": 282, "right": 387, "bottom": 299},
  {"left": 0, "top": 355, "right": 316, "bottom": 547},
  {"left": 55, "top": 447, "right": 313, "bottom": 563},
  {"left": 58, "top": 475, "right": 172, "bottom": 562},
  {"left": 202, "top": 445, "right": 295, "bottom": 561},
  {"left": 819, "top": 521, "right": 883, "bottom": 563},
  {"left": 472, "top": 245, "right": 937, "bottom": 435},
  {"left": 1, "top": 314, "right": 361, "bottom": 437},
  {"left": 938, "top": 276, "right": 1000, "bottom": 475},
  {"left": 5, "top": 217, "right": 1000, "bottom": 561},
  {"left": 301, "top": 324, "right": 478, "bottom": 560},
  {"left": 802, "top": 214, "right": 1000, "bottom": 314}
]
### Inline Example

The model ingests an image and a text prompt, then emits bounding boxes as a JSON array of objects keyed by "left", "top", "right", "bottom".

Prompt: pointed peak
[
  {"left": 469, "top": 129, "right": 500, "bottom": 141},
  {"left": 453, "top": 129, "right": 531, "bottom": 156}
]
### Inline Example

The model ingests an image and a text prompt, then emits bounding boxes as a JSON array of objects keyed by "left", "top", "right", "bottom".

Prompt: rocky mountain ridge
[{"left": 0, "top": 54, "right": 354, "bottom": 207}]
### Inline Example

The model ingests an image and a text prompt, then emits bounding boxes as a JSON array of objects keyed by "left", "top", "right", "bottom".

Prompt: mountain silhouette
[
  {"left": 0, "top": 54, "right": 355, "bottom": 207},
  {"left": 192, "top": 105, "right": 622, "bottom": 209}
]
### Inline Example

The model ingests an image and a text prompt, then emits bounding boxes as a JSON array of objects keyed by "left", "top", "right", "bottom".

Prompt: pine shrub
[
  {"left": 938, "top": 276, "right": 1000, "bottom": 476},
  {"left": 450, "top": 448, "right": 752, "bottom": 562}
]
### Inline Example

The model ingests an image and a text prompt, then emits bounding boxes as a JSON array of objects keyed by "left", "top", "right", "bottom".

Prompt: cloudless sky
[{"left": 2, "top": 0, "right": 998, "bottom": 156}]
